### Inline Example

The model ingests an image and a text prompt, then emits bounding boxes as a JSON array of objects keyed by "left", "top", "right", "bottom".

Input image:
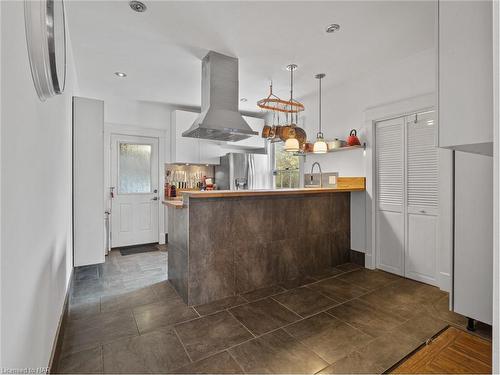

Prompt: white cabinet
[
  {"left": 225, "top": 116, "right": 265, "bottom": 150},
  {"left": 170, "top": 110, "right": 221, "bottom": 165},
  {"left": 73, "top": 97, "right": 105, "bottom": 266},
  {"left": 438, "top": 0, "right": 493, "bottom": 155},
  {"left": 453, "top": 151, "right": 493, "bottom": 325}
]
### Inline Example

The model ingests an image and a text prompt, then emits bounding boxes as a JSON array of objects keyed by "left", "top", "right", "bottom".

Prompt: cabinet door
[
  {"left": 405, "top": 112, "right": 439, "bottom": 286},
  {"left": 454, "top": 151, "right": 493, "bottom": 324},
  {"left": 438, "top": 0, "right": 493, "bottom": 153},
  {"left": 375, "top": 117, "right": 405, "bottom": 276},
  {"left": 225, "top": 116, "right": 265, "bottom": 149},
  {"left": 199, "top": 140, "right": 221, "bottom": 165},
  {"left": 172, "top": 111, "right": 200, "bottom": 164}
]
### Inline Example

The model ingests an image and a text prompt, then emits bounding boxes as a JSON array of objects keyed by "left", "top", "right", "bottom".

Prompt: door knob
[{"left": 151, "top": 197, "right": 158, "bottom": 201}]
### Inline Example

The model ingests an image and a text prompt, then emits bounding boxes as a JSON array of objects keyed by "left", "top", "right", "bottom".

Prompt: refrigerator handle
[{"left": 248, "top": 155, "right": 254, "bottom": 190}]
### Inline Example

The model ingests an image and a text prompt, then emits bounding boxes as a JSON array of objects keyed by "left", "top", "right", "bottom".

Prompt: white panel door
[
  {"left": 375, "top": 117, "right": 405, "bottom": 276},
  {"left": 405, "top": 112, "right": 438, "bottom": 285},
  {"left": 111, "top": 135, "right": 159, "bottom": 247}
]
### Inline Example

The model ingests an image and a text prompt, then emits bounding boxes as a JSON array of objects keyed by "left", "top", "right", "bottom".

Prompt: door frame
[
  {"left": 364, "top": 93, "right": 453, "bottom": 292},
  {"left": 104, "top": 123, "right": 167, "bottom": 252}
]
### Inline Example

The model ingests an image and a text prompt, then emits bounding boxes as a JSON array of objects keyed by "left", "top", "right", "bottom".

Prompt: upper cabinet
[
  {"left": 438, "top": 0, "right": 493, "bottom": 156},
  {"left": 225, "top": 116, "right": 266, "bottom": 150},
  {"left": 170, "top": 110, "right": 265, "bottom": 164},
  {"left": 171, "top": 110, "right": 220, "bottom": 165}
]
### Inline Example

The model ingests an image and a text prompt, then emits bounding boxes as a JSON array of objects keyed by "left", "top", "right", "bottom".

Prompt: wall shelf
[{"left": 293, "top": 142, "right": 366, "bottom": 157}]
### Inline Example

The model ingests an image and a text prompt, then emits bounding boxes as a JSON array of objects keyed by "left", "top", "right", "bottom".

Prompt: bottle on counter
[{"left": 170, "top": 184, "right": 177, "bottom": 198}]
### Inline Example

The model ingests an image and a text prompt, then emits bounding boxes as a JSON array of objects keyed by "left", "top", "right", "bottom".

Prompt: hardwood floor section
[{"left": 391, "top": 326, "right": 492, "bottom": 374}]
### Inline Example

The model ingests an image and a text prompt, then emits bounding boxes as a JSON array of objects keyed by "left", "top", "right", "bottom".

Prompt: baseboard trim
[
  {"left": 364, "top": 253, "right": 375, "bottom": 269},
  {"left": 47, "top": 269, "right": 73, "bottom": 373}
]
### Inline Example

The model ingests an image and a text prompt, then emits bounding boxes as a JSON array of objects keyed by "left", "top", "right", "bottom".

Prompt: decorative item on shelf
[
  {"left": 258, "top": 64, "right": 307, "bottom": 150},
  {"left": 327, "top": 138, "right": 342, "bottom": 150},
  {"left": 313, "top": 73, "right": 328, "bottom": 154},
  {"left": 346, "top": 129, "right": 361, "bottom": 146}
]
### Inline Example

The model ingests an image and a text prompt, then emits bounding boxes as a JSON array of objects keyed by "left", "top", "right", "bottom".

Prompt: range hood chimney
[{"left": 182, "top": 51, "right": 258, "bottom": 142}]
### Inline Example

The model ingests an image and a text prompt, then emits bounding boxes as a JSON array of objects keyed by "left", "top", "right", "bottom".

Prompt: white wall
[
  {"left": 301, "top": 48, "right": 436, "bottom": 175},
  {"left": 1, "top": 1, "right": 77, "bottom": 368}
]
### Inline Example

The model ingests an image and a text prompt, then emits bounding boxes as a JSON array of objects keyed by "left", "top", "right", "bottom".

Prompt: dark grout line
[
  {"left": 226, "top": 308, "right": 257, "bottom": 338},
  {"left": 173, "top": 326, "right": 194, "bottom": 363},
  {"left": 226, "top": 349, "right": 246, "bottom": 373}
]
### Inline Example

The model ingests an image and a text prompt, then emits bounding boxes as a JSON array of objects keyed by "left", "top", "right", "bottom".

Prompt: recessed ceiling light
[
  {"left": 326, "top": 24, "right": 340, "bottom": 33},
  {"left": 129, "top": 1, "right": 147, "bottom": 13},
  {"left": 240, "top": 98, "right": 248, "bottom": 102},
  {"left": 114, "top": 72, "right": 127, "bottom": 78}
]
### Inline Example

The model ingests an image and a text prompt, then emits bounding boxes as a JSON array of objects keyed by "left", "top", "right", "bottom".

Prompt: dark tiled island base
[
  {"left": 55, "top": 250, "right": 491, "bottom": 374},
  {"left": 168, "top": 192, "right": 355, "bottom": 306}
]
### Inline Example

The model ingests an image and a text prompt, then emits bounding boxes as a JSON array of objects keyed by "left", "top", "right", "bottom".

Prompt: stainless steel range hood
[{"left": 182, "top": 51, "right": 258, "bottom": 142}]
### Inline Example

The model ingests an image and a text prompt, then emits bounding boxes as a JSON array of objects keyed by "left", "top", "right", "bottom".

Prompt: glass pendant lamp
[
  {"left": 284, "top": 137, "right": 300, "bottom": 152},
  {"left": 313, "top": 73, "right": 328, "bottom": 154}
]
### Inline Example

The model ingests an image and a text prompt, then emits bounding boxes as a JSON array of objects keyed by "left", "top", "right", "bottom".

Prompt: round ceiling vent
[{"left": 129, "top": 1, "right": 147, "bottom": 13}]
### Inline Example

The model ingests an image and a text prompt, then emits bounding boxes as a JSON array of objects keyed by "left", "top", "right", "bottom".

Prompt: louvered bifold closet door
[
  {"left": 405, "top": 111, "right": 439, "bottom": 285},
  {"left": 375, "top": 117, "right": 405, "bottom": 276}
]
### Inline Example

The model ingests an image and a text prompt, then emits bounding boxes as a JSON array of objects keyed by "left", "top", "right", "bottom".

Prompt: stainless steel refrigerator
[{"left": 215, "top": 153, "right": 272, "bottom": 190}]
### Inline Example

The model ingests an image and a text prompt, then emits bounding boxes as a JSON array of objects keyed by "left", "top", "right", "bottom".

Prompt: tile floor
[{"left": 56, "top": 249, "right": 487, "bottom": 374}]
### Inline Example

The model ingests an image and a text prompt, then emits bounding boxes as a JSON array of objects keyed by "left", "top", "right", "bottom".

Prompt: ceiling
[{"left": 66, "top": 1, "right": 435, "bottom": 112}]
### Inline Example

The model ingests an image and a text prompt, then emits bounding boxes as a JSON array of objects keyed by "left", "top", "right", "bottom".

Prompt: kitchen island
[{"left": 164, "top": 177, "right": 365, "bottom": 306}]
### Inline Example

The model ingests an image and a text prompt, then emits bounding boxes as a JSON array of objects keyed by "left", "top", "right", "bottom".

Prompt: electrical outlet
[{"left": 329, "top": 175, "right": 337, "bottom": 185}]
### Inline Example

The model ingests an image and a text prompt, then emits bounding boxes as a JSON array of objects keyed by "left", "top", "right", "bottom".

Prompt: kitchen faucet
[{"left": 310, "top": 162, "right": 323, "bottom": 188}]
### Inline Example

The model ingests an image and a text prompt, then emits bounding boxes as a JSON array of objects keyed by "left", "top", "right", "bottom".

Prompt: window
[
  {"left": 118, "top": 143, "right": 152, "bottom": 193},
  {"left": 273, "top": 143, "right": 300, "bottom": 188}
]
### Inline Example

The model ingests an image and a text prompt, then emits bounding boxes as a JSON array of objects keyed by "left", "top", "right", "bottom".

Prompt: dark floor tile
[
  {"left": 308, "top": 277, "right": 369, "bottom": 302},
  {"left": 335, "top": 263, "right": 363, "bottom": 272},
  {"left": 71, "top": 279, "right": 106, "bottom": 299},
  {"left": 327, "top": 298, "right": 405, "bottom": 338},
  {"left": 68, "top": 297, "right": 100, "bottom": 320},
  {"left": 75, "top": 265, "right": 99, "bottom": 281},
  {"left": 100, "top": 286, "right": 158, "bottom": 313},
  {"left": 337, "top": 268, "right": 400, "bottom": 290},
  {"left": 195, "top": 295, "right": 247, "bottom": 316},
  {"left": 229, "top": 329, "right": 328, "bottom": 374},
  {"left": 62, "top": 309, "right": 139, "bottom": 354},
  {"left": 102, "top": 329, "right": 190, "bottom": 373},
  {"left": 174, "top": 310, "right": 253, "bottom": 361},
  {"left": 151, "top": 280, "right": 183, "bottom": 300},
  {"left": 391, "top": 313, "right": 448, "bottom": 343},
  {"left": 272, "top": 287, "right": 339, "bottom": 317},
  {"left": 359, "top": 278, "right": 446, "bottom": 320},
  {"left": 310, "top": 267, "right": 345, "bottom": 281},
  {"left": 423, "top": 294, "right": 468, "bottom": 327},
  {"left": 279, "top": 275, "right": 317, "bottom": 290},
  {"left": 354, "top": 330, "right": 421, "bottom": 371},
  {"left": 241, "top": 285, "right": 286, "bottom": 302},
  {"left": 284, "top": 312, "right": 373, "bottom": 363},
  {"left": 317, "top": 350, "right": 384, "bottom": 374},
  {"left": 133, "top": 299, "right": 199, "bottom": 334},
  {"left": 171, "top": 351, "right": 244, "bottom": 374},
  {"left": 57, "top": 346, "right": 103, "bottom": 374},
  {"left": 229, "top": 298, "right": 300, "bottom": 336}
]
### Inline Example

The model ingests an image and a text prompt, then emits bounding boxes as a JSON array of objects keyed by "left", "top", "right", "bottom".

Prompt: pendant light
[
  {"left": 284, "top": 64, "right": 300, "bottom": 153},
  {"left": 313, "top": 73, "right": 328, "bottom": 154}
]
